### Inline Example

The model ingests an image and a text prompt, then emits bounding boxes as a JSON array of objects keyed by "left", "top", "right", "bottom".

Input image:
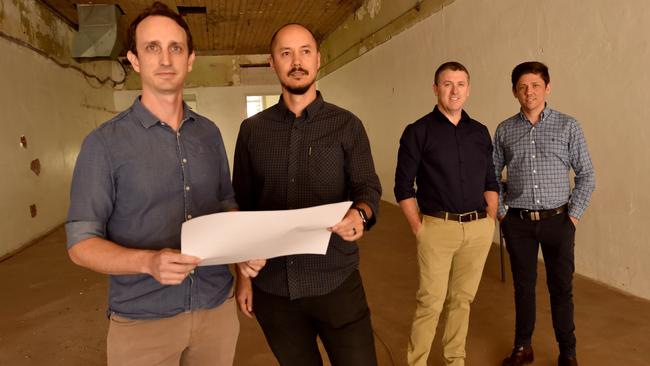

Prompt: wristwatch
[{"left": 353, "top": 206, "right": 376, "bottom": 231}]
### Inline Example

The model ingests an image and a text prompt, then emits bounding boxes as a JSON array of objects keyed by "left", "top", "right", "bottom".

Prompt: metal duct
[{"left": 71, "top": 4, "right": 122, "bottom": 58}]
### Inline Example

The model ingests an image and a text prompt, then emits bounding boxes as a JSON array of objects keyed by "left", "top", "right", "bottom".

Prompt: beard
[{"left": 281, "top": 67, "right": 315, "bottom": 95}]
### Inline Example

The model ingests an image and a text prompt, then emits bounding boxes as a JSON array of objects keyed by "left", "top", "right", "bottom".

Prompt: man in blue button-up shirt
[
  {"left": 494, "top": 62, "right": 595, "bottom": 366},
  {"left": 65, "top": 2, "right": 241, "bottom": 365}
]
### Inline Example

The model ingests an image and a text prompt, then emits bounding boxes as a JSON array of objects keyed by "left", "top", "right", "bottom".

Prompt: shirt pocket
[
  {"left": 538, "top": 134, "right": 570, "bottom": 166},
  {"left": 307, "top": 144, "right": 345, "bottom": 198}
]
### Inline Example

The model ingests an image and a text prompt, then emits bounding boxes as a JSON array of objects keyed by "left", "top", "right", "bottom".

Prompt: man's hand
[
  {"left": 411, "top": 222, "right": 423, "bottom": 236},
  {"left": 236, "top": 275, "right": 254, "bottom": 318},
  {"left": 146, "top": 248, "right": 201, "bottom": 285},
  {"left": 237, "top": 259, "right": 266, "bottom": 278},
  {"left": 330, "top": 208, "right": 364, "bottom": 242},
  {"left": 570, "top": 216, "right": 579, "bottom": 227}
]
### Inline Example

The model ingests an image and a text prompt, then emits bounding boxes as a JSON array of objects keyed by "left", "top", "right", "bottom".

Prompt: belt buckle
[
  {"left": 520, "top": 210, "right": 540, "bottom": 221},
  {"left": 458, "top": 211, "right": 478, "bottom": 223}
]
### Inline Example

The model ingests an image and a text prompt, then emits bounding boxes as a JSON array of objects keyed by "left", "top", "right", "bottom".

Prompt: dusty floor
[{"left": 1, "top": 202, "right": 649, "bottom": 365}]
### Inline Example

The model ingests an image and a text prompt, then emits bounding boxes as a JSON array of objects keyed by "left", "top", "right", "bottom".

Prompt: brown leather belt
[
  {"left": 508, "top": 205, "right": 566, "bottom": 221},
  {"left": 428, "top": 210, "right": 487, "bottom": 223}
]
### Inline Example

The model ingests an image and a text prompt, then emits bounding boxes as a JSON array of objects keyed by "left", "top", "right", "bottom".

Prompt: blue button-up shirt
[
  {"left": 493, "top": 105, "right": 595, "bottom": 219},
  {"left": 66, "top": 97, "right": 237, "bottom": 319}
]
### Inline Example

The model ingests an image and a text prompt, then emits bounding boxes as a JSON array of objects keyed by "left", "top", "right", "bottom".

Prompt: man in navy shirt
[{"left": 395, "top": 61, "right": 498, "bottom": 366}]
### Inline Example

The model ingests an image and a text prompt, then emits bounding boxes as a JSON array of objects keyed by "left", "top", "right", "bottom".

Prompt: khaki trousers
[
  {"left": 407, "top": 216, "right": 494, "bottom": 366},
  {"left": 107, "top": 295, "right": 239, "bottom": 366}
]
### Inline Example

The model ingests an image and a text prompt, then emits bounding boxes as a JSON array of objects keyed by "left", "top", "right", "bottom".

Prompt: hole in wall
[
  {"left": 20, "top": 135, "right": 27, "bottom": 148},
  {"left": 30, "top": 159, "right": 41, "bottom": 176},
  {"left": 30, "top": 204, "right": 37, "bottom": 218}
]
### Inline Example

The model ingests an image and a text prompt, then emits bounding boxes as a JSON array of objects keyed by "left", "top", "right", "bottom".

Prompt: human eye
[
  {"left": 145, "top": 43, "right": 160, "bottom": 53},
  {"left": 170, "top": 44, "right": 183, "bottom": 54}
]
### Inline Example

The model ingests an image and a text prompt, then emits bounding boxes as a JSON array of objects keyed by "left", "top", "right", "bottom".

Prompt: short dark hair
[
  {"left": 127, "top": 1, "right": 194, "bottom": 56},
  {"left": 269, "top": 23, "right": 319, "bottom": 54},
  {"left": 434, "top": 61, "right": 470, "bottom": 85},
  {"left": 511, "top": 61, "right": 550, "bottom": 91}
]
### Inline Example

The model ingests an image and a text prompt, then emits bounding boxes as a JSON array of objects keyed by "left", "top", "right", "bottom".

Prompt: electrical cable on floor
[
  {"left": 0, "top": 29, "right": 126, "bottom": 88},
  {"left": 373, "top": 328, "right": 397, "bottom": 366}
]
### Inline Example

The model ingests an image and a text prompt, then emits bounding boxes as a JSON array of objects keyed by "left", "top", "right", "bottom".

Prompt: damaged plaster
[{"left": 319, "top": 0, "right": 455, "bottom": 78}]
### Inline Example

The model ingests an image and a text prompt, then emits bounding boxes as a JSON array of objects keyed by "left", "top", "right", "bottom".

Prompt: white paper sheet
[{"left": 181, "top": 201, "right": 352, "bottom": 266}]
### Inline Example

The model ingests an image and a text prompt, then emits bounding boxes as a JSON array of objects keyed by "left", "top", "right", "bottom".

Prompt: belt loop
[{"left": 444, "top": 212, "right": 448, "bottom": 222}]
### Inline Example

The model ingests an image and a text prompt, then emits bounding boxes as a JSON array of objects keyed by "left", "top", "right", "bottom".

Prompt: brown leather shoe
[
  {"left": 558, "top": 355, "right": 578, "bottom": 366},
  {"left": 501, "top": 345, "right": 534, "bottom": 366}
]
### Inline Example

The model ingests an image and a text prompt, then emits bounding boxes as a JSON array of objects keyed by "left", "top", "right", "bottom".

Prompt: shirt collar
[
  {"left": 132, "top": 96, "right": 195, "bottom": 129},
  {"left": 518, "top": 103, "right": 551, "bottom": 125},
  {"left": 433, "top": 105, "right": 471, "bottom": 125},
  {"left": 277, "top": 91, "right": 324, "bottom": 121}
]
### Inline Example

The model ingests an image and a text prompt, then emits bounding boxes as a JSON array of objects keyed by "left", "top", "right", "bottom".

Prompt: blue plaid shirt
[{"left": 493, "top": 105, "right": 595, "bottom": 219}]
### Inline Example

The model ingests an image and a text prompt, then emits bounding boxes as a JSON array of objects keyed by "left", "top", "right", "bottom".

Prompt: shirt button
[
  {"left": 534, "top": 185, "right": 538, "bottom": 188},
  {"left": 536, "top": 200, "right": 540, "bottom": 204},
  {"left": 182, "top": 158, "right": 187, "bottom": 164},
  {"left": 161, "top": 122, "right": 166, "bottom": 126},
  {"left": 187, "top": 214, "right": 192, "bottom": 219},
  {"left": 531, "top": 141, "right": 535, "bottom": 144},
  {"left": 290, "top": 178, "right": 295, "bottom": 183},
  {"left": 177, "top": 132, "right": 181, "bottom": 137},
  {"left": 185, "top": 186, "right": 191, "bottom": 191},
  {"left": 532, "top": 155, "right": 536, "bottom": 159},
  {"left": 533, "top": 170, "right": 537, "bottom": 173}
]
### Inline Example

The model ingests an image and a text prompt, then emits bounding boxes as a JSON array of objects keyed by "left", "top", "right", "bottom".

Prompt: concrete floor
[{"left": 1, "top": 201, "right": 649, "bottom": 365}]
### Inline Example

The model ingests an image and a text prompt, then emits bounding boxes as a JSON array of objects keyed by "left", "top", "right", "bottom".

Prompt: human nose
[
  {"left": 160, "top": 49, "right": 171, "bottom": 65},
  {"left": 291, "top": 54, "right": 301, "bottom": 67}
]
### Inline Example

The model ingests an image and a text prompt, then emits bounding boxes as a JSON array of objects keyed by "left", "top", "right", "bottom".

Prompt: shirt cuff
[
  {"left": 65, "top": 221, "right": 106, "bottom": 248},
  {"left": 220, "top": 198, "right": 239, "bottom": 211},
  {"left": 567, "top": 204, "right": 585, "bottom": 219}
]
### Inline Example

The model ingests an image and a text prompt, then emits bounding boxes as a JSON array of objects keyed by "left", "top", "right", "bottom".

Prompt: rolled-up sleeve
[{"left": 65, "top": 131, "right": 114, "bottom": 248}]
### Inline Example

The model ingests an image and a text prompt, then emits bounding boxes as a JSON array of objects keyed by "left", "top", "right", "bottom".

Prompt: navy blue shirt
[
  {"left": 394, "top": 106, "right": 499, "bottom": 215},
  {"left": 66, "top": 97, "right": 237, "bottom": 319}
]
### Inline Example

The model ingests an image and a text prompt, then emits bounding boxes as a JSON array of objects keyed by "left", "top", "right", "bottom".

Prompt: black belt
[
  {"left": 508, "top": 205, "right": 566, "bottom": 221},
  {"left": 428, "top": 210, "right": 487, "bottom": 223}
]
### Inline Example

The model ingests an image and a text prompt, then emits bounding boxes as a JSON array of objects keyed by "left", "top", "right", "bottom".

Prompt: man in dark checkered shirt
[
  {"left": 232, "top": 23, "right": 382, "bottom": 366},
  {"left": 495, "top": 62, "right": 595, "bottom": 366}
]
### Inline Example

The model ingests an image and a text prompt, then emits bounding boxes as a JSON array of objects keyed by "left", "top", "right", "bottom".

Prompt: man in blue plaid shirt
[{"left": 494, "top": 62, "right": 595, "bottom": 366}]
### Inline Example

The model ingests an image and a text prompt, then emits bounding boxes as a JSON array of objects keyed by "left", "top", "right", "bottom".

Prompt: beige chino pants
[
  {"left": 107, "top": 294, "right": 239, "bottom": 366},
  {"left": 407, "top": 216, "right": 495, "bottom": 366}
]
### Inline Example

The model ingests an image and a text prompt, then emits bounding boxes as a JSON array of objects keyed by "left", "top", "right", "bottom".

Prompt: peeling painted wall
[
  {"left": 0, "top": 0, "right": 116, "bottom": 257},
  {"left": 319, "top": 0, "right": 454, "bottom": 77},
  {"left": 319, "top": 0, "right": 650, "bottom": 299}
]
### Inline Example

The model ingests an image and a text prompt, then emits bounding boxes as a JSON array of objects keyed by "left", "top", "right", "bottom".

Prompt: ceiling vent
[{"left": 71, "top": 4, "right": 123, "bottom": 58}]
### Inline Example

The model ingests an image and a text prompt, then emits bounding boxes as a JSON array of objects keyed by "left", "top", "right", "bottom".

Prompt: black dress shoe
[
  {"left": 502, "top": 345, "right": 534, "bottom": 366},
  {"left": 558, "top": 354, "right": 578, "bottom": 366}
]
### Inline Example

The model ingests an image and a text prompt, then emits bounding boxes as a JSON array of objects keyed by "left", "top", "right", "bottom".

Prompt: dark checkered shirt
[
  {"left": 233, "top": 92, "right": 381, "bottom": 299},
  {"left": 493, "top": 105, "right": 595, "bottom": 218}
]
